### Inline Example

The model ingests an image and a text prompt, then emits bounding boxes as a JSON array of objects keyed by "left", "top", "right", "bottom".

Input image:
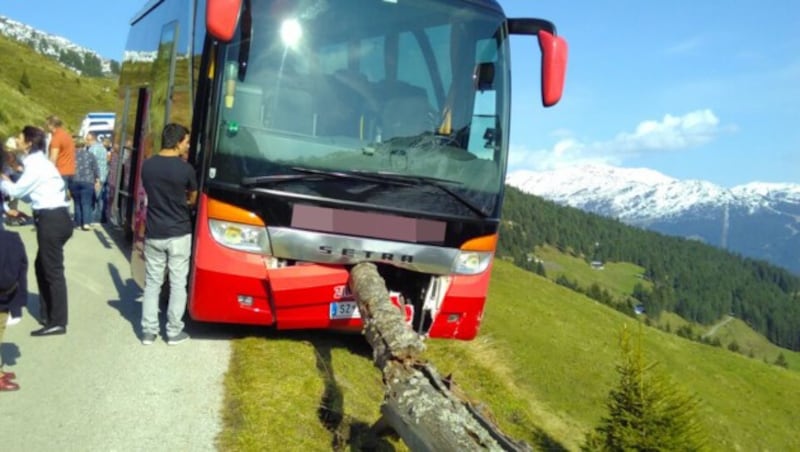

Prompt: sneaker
[
  {"left": 6, "top": 316, "right": 21, "bottom": 327},
  {"left": 167, "top": 331, "right": 189, "bottom": 345},
  {"left": 141, "top": 333, "right": 157, "bottom": 345}
]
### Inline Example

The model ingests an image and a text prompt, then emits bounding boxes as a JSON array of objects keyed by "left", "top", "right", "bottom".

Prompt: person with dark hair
[
  {"left": 71, "top": 137, "right": 101, "bottom": 230},
  {"left": 0, "top": 125, "right": 73, "bottom": 336},
  {"left": 139, "top": 123, "right": 197, "bottom": 345},
  {"left": 1, "top": 141, "right": 26, "bottom": 330},
  {"left": 0, "top": 225, "right": 28, "bottom": 391},
  {"left": 86, "top": 132, "right": 110, "bottom": 224},
  {"left": 2, "top": 137, "right": 28, "bottom": 228}
]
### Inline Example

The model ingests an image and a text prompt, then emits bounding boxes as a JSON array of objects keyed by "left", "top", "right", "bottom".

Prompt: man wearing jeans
[{"left": 140, "top": 123, "right": 197, "bottom": 345}]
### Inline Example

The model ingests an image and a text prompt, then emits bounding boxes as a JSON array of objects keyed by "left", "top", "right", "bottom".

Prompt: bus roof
[{"left": 130, "top": 0, "right": 503, "bottom": 26}]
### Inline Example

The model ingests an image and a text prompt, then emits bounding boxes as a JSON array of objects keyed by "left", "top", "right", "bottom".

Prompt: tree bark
[{"left": 349, "top": 263, "right": 531, "bottom": 452}]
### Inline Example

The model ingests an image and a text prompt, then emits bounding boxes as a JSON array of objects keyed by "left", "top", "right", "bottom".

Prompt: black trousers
[{"left": 34, "top": 207, "right": 73, "bottom": 327}]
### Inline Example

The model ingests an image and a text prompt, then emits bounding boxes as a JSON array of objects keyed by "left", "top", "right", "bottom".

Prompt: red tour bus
[{"left": 107, "top": 0, "right": 567, "bottom": 340}]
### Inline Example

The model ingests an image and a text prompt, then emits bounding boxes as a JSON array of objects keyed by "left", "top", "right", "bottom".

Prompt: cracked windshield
[{"left": 209, "top": 0, "right": 509, "bottom": 217}]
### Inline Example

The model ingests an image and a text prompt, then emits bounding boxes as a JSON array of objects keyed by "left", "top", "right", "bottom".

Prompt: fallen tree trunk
[{"left": 349, "top": 263, "right": 531, "bottom": 452}]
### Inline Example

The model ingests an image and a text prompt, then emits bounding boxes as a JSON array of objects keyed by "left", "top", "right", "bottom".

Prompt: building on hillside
[{"left": 526, "top": 253, "right": 542, "bottom": 263}]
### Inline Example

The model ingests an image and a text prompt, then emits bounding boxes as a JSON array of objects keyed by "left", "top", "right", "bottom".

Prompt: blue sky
[{"left": 1, "top": 0, "right": 797, "bottom": 187}]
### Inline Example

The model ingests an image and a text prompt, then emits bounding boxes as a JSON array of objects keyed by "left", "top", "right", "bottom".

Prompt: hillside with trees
[
  {"left": 498, "top": 186, "right": 800, "bottom": 351},
  {"left": 0, "top": 15, "right": 120, "bottom": 76},
  {"left": 0, "top": 34, "right": 117, "bottom": 137}
]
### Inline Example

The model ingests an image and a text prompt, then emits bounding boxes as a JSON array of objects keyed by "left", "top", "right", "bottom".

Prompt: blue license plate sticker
[{"left": 330, "top": 301, "right": 361, "bottom": 319}]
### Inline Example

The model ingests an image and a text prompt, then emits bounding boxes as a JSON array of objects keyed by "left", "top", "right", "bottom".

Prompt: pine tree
[
  {"left": 535, "top": 261, "right": 547, "bottom": 277},
  {"left": 583, "top": 325, "right": 707, "bottom": 451},
  {"left": 19, "top": 70, "right": 32, "bottom": 91},
  {"left": 773, "top": 353, "right": 789, "bottom": 369}
]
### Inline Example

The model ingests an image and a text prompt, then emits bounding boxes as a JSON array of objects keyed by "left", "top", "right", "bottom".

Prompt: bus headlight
[
  {"left": 209, "top": 219, "right": 271, "bottom": 254},
  {"left": 452, "top": 251, "right": 493, "bottom": 275}
]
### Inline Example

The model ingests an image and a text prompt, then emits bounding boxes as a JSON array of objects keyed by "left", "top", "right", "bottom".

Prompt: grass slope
[
  {"left": 219, "top": 260, "right": 800, "bottom": 451},
  {"left": 706, "top": 316, "right": 800, "bottom": 369},
  {"left": 535, "top": 244, "right": 649, "bottom": 298},
  {"left": 536, "top": 245, "right": 800, "bottom": 369},
  {"left": 0, "top": 35, "right": 116, "bottom": 138}
]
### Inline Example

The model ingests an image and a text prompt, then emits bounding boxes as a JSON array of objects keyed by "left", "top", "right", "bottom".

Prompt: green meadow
[
  {"left": 534, "top": 244, "right": 649, "bottom": 297},
  {"left": 535, "top": 244, "right": 800, "bottom": 368},
  {"left": 218, "top": 260, "right": 800, "bottom": 451}
]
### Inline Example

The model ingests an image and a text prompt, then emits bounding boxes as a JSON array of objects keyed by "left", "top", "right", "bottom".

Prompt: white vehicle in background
[{"left": 78, "top": 112, "right": 116, "bottom": 142}]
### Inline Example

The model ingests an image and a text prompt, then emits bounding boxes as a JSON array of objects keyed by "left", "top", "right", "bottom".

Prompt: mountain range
[
  {"left": 507, "top": 164, "right": 800, "bottom": 274},
  {"left": 0, "top": 15, "right": 118, "bottom": 76}
]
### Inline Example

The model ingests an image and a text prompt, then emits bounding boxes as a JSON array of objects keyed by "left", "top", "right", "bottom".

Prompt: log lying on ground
[{"left": 349, "top": 263, "right": 531, "bottom": 452}]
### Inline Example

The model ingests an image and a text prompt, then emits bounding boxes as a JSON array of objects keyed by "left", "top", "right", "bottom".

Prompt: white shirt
[{"left": 0, "top": 151, "right": 69, "bottom": 210}]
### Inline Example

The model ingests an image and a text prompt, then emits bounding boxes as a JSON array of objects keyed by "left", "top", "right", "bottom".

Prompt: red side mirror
[
  {"left": 538, "top": 30, "right": 568, "bottom": 107},
  {"left": 207, "top": 0, "right": 243, "bottom": 42}
]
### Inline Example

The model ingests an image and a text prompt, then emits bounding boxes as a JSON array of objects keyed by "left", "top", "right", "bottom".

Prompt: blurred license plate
[{"left": 330, "top": 301, "right": 361, "bottom": 319}]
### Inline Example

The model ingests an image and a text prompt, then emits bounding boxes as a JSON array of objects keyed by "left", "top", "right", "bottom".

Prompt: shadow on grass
[
  {"left": 312, "top": 339, "right": 396, "bottom": 451},
  {"left": 533, "top": 435, "right": 569, "bottom": 451},
  {"left": 208, "top": 323, "right": 396, "bottom": 450},
  {"left": 215, "top": 325, "right": 567, "bottom": 451}
]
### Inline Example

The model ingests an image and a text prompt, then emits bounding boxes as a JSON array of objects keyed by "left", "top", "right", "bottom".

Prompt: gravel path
[
  {"left": 0, "top": 221, "right": 231, "bottom": 451},
  {"left": 702, "top": 315, "right": 734, "bottom": 339}
]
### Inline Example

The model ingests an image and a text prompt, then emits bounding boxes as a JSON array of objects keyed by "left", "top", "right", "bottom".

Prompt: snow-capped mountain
[
  {"left": 0, "top": 15, "right": 118, "bottom": 75},
  {"left": 507, "top": 164, "right": 800, "bottom": 274},
  {"left": 122, "top": 50, "right": 158, "bottom": 64}
]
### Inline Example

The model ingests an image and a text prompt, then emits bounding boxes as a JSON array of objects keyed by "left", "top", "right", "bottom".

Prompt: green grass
[
  {"left": 705, "top": 316, "right": 800, "bottom": 369},
  {"left": 535, "top": 244, "right": 649, "bottom": 298},
  {"left": 536, "top": 245, "right": 798, "bottom": 367},
  {"left": 0, "top": 35, "right": 117, "bottom": 138},
  {"left": 218, "top": 331, "right": 406, "bottom": 451},
  {"left": 219, "top": 260, "right": 800, "bottom": 451}
]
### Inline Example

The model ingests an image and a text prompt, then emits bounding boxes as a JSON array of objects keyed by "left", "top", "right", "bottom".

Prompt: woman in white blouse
[{"left": 0, "top": 126, "right": 73, "bottom": 336}]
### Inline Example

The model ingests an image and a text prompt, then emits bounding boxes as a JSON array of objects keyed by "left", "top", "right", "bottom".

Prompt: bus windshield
[{"left": 209, "top": 0, "right": 510, "bottom": 218}]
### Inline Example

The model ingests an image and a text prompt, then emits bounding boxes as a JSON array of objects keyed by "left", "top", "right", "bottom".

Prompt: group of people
[
  {"left": 0, "top": 119, "right": 198, "bottom": 392},
  {"left": 2, "top": 116, "right": 110, "bottom": 230}
]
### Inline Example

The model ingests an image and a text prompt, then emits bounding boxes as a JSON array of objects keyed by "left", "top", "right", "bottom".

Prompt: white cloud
[{"left": 509, "top": 109, "right": 721, "bottom": 171}]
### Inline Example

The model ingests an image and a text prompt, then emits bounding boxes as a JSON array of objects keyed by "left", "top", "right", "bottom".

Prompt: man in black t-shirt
[{"left": 139, "top": 123, "right": 197, "bottom": 346}]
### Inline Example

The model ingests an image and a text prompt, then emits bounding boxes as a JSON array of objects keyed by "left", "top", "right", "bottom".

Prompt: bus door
[
  {"left": 130, "top": 88, "right": 151, "bottom": 288},
  {"left": 108, "top": 88, "right": 128, "bottom": 230}
]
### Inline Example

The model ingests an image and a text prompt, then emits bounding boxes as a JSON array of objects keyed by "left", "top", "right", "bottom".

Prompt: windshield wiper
[
  {"left": 241, "top": 174, "right": 315, "bottom": 186},
  {"left": 241, "top": 167, "right": 412, "bottom": 188},
  {"left": 351, "top": 170, "right": 490, "bottom": 218},
  {"left": 352, "top": 170, "right": 460, "bottom": 186}
]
